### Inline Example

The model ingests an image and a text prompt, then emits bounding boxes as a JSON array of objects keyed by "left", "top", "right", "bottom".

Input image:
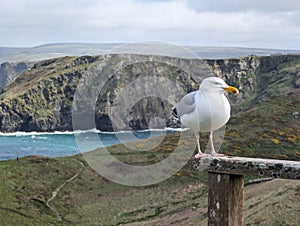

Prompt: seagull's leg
[
  {"left": 209, "top": 131, "right": 216, "bottom": 154},
  {"left": 209, "top": 131, "right": 224, "bottom": 157},
  {"left": 194, "top": 132, "right": 207, "bottom": 158},
  {"left": 195, "top": 132, "right": 201, "bottom": 153}
]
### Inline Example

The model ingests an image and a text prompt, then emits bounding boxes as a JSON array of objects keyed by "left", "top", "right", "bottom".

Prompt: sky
[{"left": 1, "top": 0, "right": 300, "bottom": 49}]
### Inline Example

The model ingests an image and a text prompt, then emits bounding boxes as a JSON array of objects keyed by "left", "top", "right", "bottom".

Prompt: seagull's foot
[
  {"left": 209, "top": 153, "right": 225, "bottom": 157},
  {"left": 195, "top": 153, "right": 209, "bottom": 158}
]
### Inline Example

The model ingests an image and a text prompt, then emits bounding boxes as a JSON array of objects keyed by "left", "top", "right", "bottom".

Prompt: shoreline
[{"left": 0, "top": 127, "right": 185, "bottom": 136}]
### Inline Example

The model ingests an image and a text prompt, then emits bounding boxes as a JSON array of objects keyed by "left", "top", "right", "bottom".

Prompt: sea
[{"left": 0, "top": 129, "right": 179, "bottom": 161}]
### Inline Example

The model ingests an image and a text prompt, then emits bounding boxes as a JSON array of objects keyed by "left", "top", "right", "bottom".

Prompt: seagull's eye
[{"left": 214, "top": 82, "right": 219, "bottom": 85}]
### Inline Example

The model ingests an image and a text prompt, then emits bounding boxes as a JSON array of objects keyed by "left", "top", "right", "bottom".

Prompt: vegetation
[
  {"left": 0, "top": 132, "right": 299, "bottom": 225},
  {"left": 223, "top": 94, "right": 300, "bottom": 160},
  {"left": 0, "top": 53, "right": 299, "bottom": 225}
]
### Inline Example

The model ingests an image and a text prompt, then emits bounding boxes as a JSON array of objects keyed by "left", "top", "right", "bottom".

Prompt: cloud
[
  {"left": 185, "top": 0, "right": 300, "bottom": 13},
  {"left": 0, "top": 0, "right": 300, "bottom": 49}
]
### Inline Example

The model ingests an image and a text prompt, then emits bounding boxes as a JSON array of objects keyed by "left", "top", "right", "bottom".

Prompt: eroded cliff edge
[{"left": 0, "top": 54, "right": 299, "bottom": 132}]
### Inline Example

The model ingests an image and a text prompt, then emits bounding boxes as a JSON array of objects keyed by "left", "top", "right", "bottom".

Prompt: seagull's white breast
[{"left": 180, "top": 90, "right": 231, "bottom": 132}]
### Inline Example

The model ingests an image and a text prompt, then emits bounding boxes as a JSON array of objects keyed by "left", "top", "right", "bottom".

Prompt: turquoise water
[{"left": 0, "top": 129, "right": 176, "bottom": 161}]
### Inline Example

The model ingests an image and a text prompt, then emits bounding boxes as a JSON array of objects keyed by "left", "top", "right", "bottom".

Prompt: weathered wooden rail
[{"left": 192, "top": 156, "right": 300, "bottom": 226}]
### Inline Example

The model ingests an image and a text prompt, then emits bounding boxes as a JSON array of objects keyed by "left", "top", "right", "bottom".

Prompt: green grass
[
  {"left": 0, "top": 56, "right": 89, "bottom": 100},
  {"left": 0, "top": 151, "right": 210, "bottom": 225},
  {"left": 0, "top": 156, "right": 83, "bottom": 225},
  {"left": 223, "top": 93, "right": 300, "bottom": 160}
]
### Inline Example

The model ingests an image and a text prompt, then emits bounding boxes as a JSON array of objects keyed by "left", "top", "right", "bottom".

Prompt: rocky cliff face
[
  {"left": 0, "top": 54, "right": 299, "bottom": 132},
  {"left": 0, "top": 56, "right": 98, "bottom": 132},
  {"left": 206, "top": 57, "right": 259, "bottom": 107},
  {"left": 0, "top": 61, "right": 32, "bottom": 90}
]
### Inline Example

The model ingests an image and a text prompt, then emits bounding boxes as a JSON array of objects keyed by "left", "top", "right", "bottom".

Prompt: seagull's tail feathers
[{"left": 172, "top": 106, "right": 180, "bottom": 119}]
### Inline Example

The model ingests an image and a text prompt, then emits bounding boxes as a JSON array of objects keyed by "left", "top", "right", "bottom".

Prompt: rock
[
  {"left": 292, "top": 112, "right": 299, "bottom": 119},
  {"left": 294, "top": 74, "right": 300, "bottom": 88},
  {"left": 0, "top": 54, "right": 299, "bottom": 132}
]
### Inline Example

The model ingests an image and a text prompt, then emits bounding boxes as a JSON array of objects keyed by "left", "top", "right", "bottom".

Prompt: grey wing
[{"left": 176, "top": 91, "right": 197, "bottom": 117}]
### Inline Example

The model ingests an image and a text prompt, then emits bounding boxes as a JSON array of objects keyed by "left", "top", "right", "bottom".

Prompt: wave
[
  {"left": 0, "top": 127, "right": 185, "bottom": 136},
  {"left": 0, "top": 130, "right": 97, "bottom": 136},
  {"left": 98, "top": 127, "right": 186, "bottom": 134}
]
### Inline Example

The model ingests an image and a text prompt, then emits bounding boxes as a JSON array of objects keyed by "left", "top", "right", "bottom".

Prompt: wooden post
[
  {"left": 208, "top": 173, "right": 243, "bottom": 226},
  {"left": 191, "top": 156, "right": 300, "bottom": 226}
]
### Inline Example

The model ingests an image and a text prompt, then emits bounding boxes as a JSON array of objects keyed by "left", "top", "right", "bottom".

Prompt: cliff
[
  {"left": 0, "top": 61, "right": 32, "bottom": 90},
  {"left": 0, "top": 54, "right": 299, "bottom": 132}
]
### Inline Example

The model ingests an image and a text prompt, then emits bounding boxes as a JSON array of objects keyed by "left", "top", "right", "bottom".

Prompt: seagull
[{"left": 172, "top": 77, "right": 239, "bottom": 158}]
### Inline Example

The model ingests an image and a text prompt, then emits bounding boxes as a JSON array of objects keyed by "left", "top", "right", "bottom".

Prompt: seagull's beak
[{"left": 223, "top": 86, "right": 239, "bottom": 94}]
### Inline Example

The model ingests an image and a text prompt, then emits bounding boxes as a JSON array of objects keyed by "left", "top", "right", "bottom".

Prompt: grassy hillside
[
  {"left": 221, "top": 55, "right": 300, "bottom": 160},
  {"left": 0, "top": 144, "right": 299, "bottom": 225},
  {"left": 223, "top": 93, "right": 300, "bottom": 160}
]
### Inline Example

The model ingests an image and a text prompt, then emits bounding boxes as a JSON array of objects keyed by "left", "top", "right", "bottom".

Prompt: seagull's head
[{"left": 200, "top": 77, "right": 239, "bottom": 94}]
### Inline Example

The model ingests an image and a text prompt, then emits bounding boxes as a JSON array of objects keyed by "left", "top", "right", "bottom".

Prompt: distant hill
[
  {"left": 0, "top": 47, "right": 28, "bottom": 56},
  {"left": 1, "top": 42, "right": 300, "bottom": 63}
]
